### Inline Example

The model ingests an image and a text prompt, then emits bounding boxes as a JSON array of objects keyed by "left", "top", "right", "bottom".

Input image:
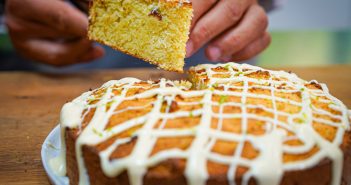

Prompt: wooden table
[{"left": 0, "top": 66, "right": 350, "bottom": 185}]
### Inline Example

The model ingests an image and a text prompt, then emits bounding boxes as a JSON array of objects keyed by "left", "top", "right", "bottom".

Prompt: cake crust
[
  {"left": 66, "top": 128, "right": 351, "bottom": 185},
  {"left": 89, "top": 38, "right": 183, "bottom": 73}
]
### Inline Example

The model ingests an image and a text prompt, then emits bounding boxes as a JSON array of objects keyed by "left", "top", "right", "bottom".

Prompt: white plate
[{"left": 41, "top": 125, "right": 69, "bottom": 185}]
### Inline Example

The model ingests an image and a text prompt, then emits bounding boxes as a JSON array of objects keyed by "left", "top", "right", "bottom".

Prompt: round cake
[{"left": 51, "top": 63, "right": 351, "bottom": 185}]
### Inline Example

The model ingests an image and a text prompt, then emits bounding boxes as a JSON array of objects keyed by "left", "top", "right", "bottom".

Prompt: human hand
[
  {"left": 187, "top": 0, "right": 271, "bottom": 62},
  {"left": 5, "top": 0, "right": 104, "bottom": 67}
]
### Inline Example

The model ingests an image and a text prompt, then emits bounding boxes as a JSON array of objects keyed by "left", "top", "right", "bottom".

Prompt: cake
[
  {"left": 88, "top": 0, "right": 193, "bottom": 72},
  {"left": 51, "top": 63, "right": 351, "bottom": 185}
]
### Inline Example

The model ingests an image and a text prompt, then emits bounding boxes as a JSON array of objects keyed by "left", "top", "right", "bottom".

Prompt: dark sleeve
[
  {"left": 259, "top": 0, "right": 276, "bottom": 12},
  {"left": 69, "top": 0, "right": 89, "bottom": 14},
  {"left": 0, "top": 0, "right": 5, "bottom": 15}
]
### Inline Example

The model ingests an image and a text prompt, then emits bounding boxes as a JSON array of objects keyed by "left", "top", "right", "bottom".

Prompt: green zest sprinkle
[
  {"left": 106, "top": 100, "right": 117, "bottom": 109},
  {"left": 212, "top": 83, "right": 219, "bottom": 88},
  {"left": 224, "top": 64, "right": 231, "bottom": 70},
  {"left": 219, "top": 95, "right": 228, "bottom": 105},
  {"left": 235, "top": 72, "right": 243, "bottom": 76},
  {"left": 106, "top": 101, "right": 113, "bottom": 106},
  {"left": 296, "top": 118, "right": 305, "bottom": 124},
  {"left": 200, "top": 83, "right": 207, "bottom": 90},
  {"left": 300, "top": 87, "right": 305, "bottom": 92},
  {"left": 189, "top": 111, "right": 194, "bottom": 118},
  {"left": 296, "top": 113, "right": 308, "bottom": 124},
  {"left": 328, "top": 101, "right": 336, "bottom": 106},
  {"left": 88, "top": 97, "right": 96, "bottom": 104},
  {"left": 302, "top": 112, "right": 308, "bottom": 119},
  {"left": 92, "top": 128, "right": 103, "bottom": 137},
  {"left": 106, "top": 127, "right": 113, "bottom": 133}
]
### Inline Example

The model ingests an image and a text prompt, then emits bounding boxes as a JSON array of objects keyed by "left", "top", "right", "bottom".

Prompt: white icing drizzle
[
  {"left": 243, "top": 129, "right": 285, "bottom": 185},
  {"left": 52, "top": 63, "right": 351, "bottom": 185},
  {"left": 185, "top": 90, "right": 212, "bottom": 185}
]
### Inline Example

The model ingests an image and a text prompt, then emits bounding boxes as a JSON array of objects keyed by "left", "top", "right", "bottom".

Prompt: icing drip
[
  {"left": 52, "top": 63, "right": 350, "bottom": 185},
  {"left": 127, "top": 79, "right": 167, "bottom": 185},
  {"left": 243, "top": 129, "right": 285, "bottom": 185},
  {"left": 185, "top": 90, "right": 212, "bottom": 185},
  {"left": 49, "top": 152, "right": 66, "bottom": 176},
  {"left": 49, "top": 92, "right": 90, "bottom": 176}
]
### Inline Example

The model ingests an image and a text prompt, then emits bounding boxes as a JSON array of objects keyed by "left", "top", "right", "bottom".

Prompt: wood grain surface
[{"left": 0, "top": 66, "right": 350, "bottom": 185}]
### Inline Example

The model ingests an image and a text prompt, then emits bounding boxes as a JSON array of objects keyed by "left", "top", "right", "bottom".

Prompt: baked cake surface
[
  {"left": 52, "top": 63, "right": 351, "bottom": 185},
  {"left": 88, "top": 0, "right": 193, "bottom": 72}
]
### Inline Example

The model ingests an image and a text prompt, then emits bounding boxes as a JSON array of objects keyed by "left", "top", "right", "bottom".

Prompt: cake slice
[{"left": 88, "top": 0, "right": 193, "bottom": 72}]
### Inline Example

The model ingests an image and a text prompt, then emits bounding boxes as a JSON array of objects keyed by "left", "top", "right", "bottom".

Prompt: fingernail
[
  {"left": 186, "top": 40, "right": 194, "bottom": 58},
  {"left": 220, "top": 56, "right": 232, "bottom": 62},
  {"left": 208, "top": 46, "right": 221, "bottom": 61}
]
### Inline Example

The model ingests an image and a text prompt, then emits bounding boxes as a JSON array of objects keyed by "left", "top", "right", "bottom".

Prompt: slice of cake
[
  {"left": 88, "top": 0, "right": 193, "bottom": 72},
  {"left": 52, "top": 63, "right": 351, "bottom": 185}
]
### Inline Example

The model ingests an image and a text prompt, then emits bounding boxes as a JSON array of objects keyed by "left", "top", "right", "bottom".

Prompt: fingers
[
  {"left": 11, "top": 38, "right": 104, "bottom": 67},
  {"left": 187, "top": 0, "right": 253, "bottom": 58},
  {"left": 6, "top": 16, "right": 66, "bottom": 39},
  {"left": 205, "top": 4, "right": 269, "bottom": 61},
  {"left": 5, "top": 0, "right": 102, "bottom": 66},
  {"left": 6, "top": 0, "right": 88, "bottom": 36},
  {"left": 190, "top": 0, "right": 218, "bottom": 28},
  {"left": 220, "top": 32, "right": 271, "bottom": 62}
]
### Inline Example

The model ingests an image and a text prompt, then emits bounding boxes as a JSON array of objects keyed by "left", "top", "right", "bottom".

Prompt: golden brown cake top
[{"left": 57, "top": 63, "right": 351, "bottom": 185}]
